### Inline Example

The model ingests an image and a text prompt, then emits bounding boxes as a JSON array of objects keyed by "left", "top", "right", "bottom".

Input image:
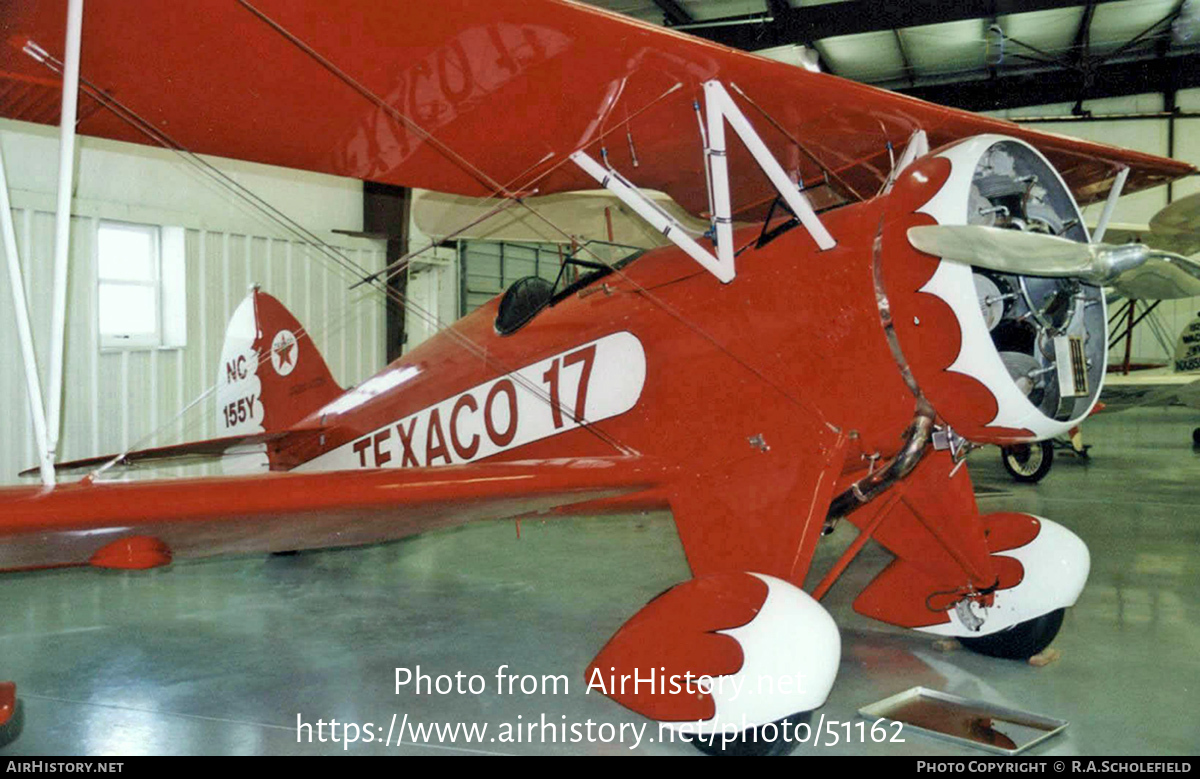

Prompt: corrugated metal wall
[{"left": 0, "top": 124, "right": 387, "bottom": 486}]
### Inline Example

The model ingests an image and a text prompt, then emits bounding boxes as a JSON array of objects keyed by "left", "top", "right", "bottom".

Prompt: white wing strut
[
  {"left": 702, "top": 81, "right": 836, "bottom": 255},
  {"left": 1092, "top": 166, "right": 1129, "bottom": 244},
  {"left": 46, "top": 0, "right": 85, "bottom": 470},
  {"left": 0, "top": 141, "right": 55, "bottom": 487},
  {"left": 882, "top": 130, "right": 929, "bottom": 195},
  {"left": 569, "top": 151, "right": 736, "bottom": 282},
  {"left": 571, "top": 80, "right": 835, "bottom": 284}
]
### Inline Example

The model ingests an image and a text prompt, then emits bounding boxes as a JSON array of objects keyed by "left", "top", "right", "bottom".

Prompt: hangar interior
[{"left": 0, "top": 0, "right": 1197, "bottom": 757}]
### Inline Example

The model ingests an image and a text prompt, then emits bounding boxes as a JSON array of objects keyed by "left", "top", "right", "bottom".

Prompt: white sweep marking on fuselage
[{"left": 296, "top": 331, "right": 646, "bottom": 472}]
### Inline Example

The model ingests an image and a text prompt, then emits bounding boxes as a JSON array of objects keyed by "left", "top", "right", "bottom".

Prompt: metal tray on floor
[{"left": 858, "top": 686, "right": 1068, "bottom": 755}]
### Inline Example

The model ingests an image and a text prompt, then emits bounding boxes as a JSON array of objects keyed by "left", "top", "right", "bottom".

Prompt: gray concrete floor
[{"left": 1, "top": 406, "right": 1197, "bottom": 756}]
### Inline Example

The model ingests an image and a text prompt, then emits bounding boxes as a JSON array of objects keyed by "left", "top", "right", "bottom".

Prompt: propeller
[{"left": 907, "top": 224, "right": 1200, "bottom": 298}]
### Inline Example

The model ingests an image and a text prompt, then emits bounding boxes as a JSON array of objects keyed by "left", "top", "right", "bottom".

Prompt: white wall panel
[
  {"left": 403, "top": 219, "right": 459, "bottom": 353},
  {"left": 0, "top": 120, "right": 387, "bottom": 485}
]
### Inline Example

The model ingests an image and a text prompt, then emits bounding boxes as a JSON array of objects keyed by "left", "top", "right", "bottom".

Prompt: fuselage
[{"left": 281, "top": 197, "right": 916, "bottom": 492}]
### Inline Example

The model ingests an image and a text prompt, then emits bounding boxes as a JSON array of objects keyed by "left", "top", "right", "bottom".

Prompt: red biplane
[{"left": 0, "top": 0, "right": 1195, "bottom": 754}]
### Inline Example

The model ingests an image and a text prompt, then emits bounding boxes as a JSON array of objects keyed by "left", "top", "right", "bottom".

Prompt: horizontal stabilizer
[{"left": 19, "top": 428, "right": 323, "bottom": 478}]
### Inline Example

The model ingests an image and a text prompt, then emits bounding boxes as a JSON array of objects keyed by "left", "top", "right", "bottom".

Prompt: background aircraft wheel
[
  {"left": 0, "top": 699, "right": 24, "bottom": 749},
  {"left": 959, "top": 608, "right": 1065, "bottom": 660},
  {"left": 1000, "top": 441, "right": 1053, "bottom": 483},
  {"left": 1193, "top": 427, "right": 1200, "bottom": 447},
  {"left": 684, "top": 711, "right": 812, "bottom": 756}
]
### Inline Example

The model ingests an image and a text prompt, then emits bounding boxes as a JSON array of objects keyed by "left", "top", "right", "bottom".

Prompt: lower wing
[{"left": 0, "top": 457, "right": 668, "bottom": 572}]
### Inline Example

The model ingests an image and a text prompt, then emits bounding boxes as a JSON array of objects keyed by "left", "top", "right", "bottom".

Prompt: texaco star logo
[{"left": 271, "top": 329, "right": 298, "bottom": 377}]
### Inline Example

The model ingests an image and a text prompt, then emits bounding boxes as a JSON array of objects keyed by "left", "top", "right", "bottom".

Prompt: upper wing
[
  {"left": 0, "top": 457, "right": 668, "bottom": 571},
  {"left": 1, "top": 0, "right": 1191, "bottom": 219}
]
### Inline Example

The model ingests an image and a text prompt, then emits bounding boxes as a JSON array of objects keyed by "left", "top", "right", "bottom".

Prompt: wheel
[
  {"left": 683, "top": 711, "right": 812, "bottom": 756},
  {"left": 959, "top": 608, "right": 1065, "bottom": 660},
  {"left": 1192, "top": 427, "right": 1200, "bottom": 447},
  {"left": 0, "top": 700, "right": 24, "bottom": 749},
  {"left": 1000, "top": 441, "right": 1054, "bottom": 483}
]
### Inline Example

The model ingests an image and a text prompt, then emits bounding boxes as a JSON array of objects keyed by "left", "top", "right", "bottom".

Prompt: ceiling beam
[
  {"left": 1071, "top": 0, "right": 1097, "bottom": 66},
  {"left": 764, "top": 0, "right": 792, "bottom": 17},
  {"left": 894, "top": 52, "right": 1200, "bottom": 112},
  {"left": 893, "top": 30, "right": 916, "bottom": 87},
  {"left": 650, "top": 0, "right": 693, "bottom": 27},
  {"left": 691, "top": 0, "right": 1126, "bottom": 51},
  {"left": 1069, "top": 0, "right": 1098, "bottom": 112}
]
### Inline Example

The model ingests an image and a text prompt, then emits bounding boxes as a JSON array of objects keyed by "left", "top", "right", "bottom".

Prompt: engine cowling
[{"left": 881, "top": 134, "right": 1107, "bottom": 445}]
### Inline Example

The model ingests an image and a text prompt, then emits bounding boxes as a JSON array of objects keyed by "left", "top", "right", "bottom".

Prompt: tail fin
[{"left": 216, "top": 287, "right": 342, "bottom": 440}]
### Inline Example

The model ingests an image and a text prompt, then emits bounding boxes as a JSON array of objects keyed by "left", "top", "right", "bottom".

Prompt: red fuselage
[{"left": 281, "top": 198, "right": 913, "bottom": 499}]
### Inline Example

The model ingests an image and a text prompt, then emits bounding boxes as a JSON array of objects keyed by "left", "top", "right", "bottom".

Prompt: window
[
  {"left": 458, "top": 239, "right": 647, "bottom": 321},
  {"left": 97, "top": 221, "right": 185, "bottom": 349}
]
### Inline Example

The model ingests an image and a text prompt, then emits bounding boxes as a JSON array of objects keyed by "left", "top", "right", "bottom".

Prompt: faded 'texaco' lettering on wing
[{"left": 332, "top": 23, "right": 570, "bottom": 181}]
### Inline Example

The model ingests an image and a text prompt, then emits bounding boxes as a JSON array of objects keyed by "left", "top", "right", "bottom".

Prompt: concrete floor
[{"left": 1, "top": 406, "right": 1197, "bottom": 756}]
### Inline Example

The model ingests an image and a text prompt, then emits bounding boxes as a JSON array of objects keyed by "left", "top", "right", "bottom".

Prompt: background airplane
[{"left": 997, "top": 195, "right": 1200, "bottom": 482}]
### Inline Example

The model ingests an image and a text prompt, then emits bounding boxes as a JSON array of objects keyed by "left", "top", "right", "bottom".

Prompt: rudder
[{"left": 216, "top": 287, "right": 342, "bottom": 442}]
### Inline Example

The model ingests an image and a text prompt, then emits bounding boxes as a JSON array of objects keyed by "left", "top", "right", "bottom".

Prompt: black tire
[
  {"left": 684, "top": 711, "right": 812, "bottom": 756},
  {"left": 0, "top": 700, "right": 24, "bottom": 750},
  {"left": 959, "top": 608, "right": 1065, "bottom": 660},
  {"left": 1192, "top": 427, "right": 1200, "bottom": 447},
  {"left": 1001, "top": 441, "right": 1054, "bottom": 483}
]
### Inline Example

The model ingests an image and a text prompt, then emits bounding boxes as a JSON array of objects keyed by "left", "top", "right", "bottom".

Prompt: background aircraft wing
[
  {"left": 1101, "top": 371, "right": 1200, "bottom": 410},
  {"left": 1, "top": 0, "right": 1193, "bottom": 221},
  {"left": 0, "top": 457, "right": 668, "bottom": 571}
]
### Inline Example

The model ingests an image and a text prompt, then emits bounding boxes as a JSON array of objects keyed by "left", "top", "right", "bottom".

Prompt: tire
[
  {"left": 959, "top": 608, "right": 1065, "bottom": 660},
  {"left": 684, "top": 711, "right": 812, "bottom": 756},
  {"left": 0, "top": 700, "right": 24, "bottom": 750},
  {"left": 1192, "top": 427, "right": 1200, "bottom": 447},
  {"left": 1001, "top": 441, "right": 1054, "bottom": 483}
]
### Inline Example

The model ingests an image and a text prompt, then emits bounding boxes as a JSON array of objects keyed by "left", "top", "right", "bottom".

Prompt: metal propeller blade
[
  {"left": 1108, "top": 252, "right": 1200, "bottom": 300},
  {"left": 907, "top": 224, "right": 1151, "bottom": 285}
]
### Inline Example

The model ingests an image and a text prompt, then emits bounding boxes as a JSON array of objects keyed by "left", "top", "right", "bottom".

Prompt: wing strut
[
  {"left": 45, "top": 0, "right": 85, "bottom": 480},
  {"left": 0, "top": 138, "right": 54, "bottom": 487},
  {"left": 570, "top": 80, "right": 835, "bottom": 284},
  {"left": 1092, "top": 165, "right": 1130, "bottom": 243}
]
